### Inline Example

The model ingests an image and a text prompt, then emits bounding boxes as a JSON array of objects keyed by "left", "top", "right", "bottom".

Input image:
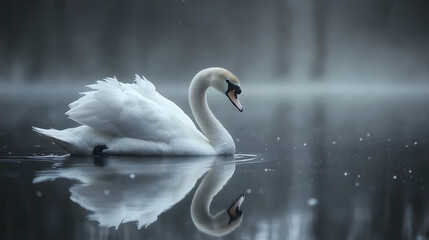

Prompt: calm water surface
[{"left": 1, "top": 86, "right": 429, "bottom": 240}]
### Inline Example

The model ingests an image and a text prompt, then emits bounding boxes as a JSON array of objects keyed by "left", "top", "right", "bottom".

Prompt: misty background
[
  {"left": 1, "top": 0, "right": 429, "bottom": 86},
  {"left": 2, "top": 2, "right": 429, "bottom": 239}
]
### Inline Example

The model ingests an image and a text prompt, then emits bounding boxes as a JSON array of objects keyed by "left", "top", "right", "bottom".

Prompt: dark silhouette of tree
[
  {"left": 273, "top": 0, "right": 292, "bottom": 79},
  {"left": 311, "top": 0, "right": 327, "bottom": 79}
]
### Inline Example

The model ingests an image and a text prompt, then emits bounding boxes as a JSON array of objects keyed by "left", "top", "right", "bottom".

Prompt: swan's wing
[{"left": 66, "top": 75, "right": 205, "bottom": 142}]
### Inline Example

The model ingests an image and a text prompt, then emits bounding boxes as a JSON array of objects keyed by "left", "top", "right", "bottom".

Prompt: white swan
[{"left": 33, "top": 68, "right": 243, "bottom": 155}]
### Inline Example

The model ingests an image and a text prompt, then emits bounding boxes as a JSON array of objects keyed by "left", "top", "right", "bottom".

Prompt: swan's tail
[{"left": 32, "top": 127, "right": 82, "bottom": 154}]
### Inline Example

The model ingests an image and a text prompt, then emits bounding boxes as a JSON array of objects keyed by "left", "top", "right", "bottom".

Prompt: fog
[{"left": 1, "top": 0, "right": 429, "bottom": 86}]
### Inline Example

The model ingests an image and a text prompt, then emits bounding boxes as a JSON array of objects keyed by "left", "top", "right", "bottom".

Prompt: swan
[
  {"left": 33, "top": 67, "right": 243, "bottom": 156},
  {"left": 191, "top": 161, "right": 244, "bottom": 237}
]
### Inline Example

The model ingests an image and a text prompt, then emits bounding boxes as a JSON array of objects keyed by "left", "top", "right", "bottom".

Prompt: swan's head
[
  {"left": 209, "top": 68, "right": 243, "bottom": 112},
  {"left": 195, "top": 194, "right": 245, "bottom": 237}
]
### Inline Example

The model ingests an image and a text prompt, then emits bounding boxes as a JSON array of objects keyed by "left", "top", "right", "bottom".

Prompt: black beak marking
[{"left": 226, "top": 80, "right": 242, "bottom": 98}]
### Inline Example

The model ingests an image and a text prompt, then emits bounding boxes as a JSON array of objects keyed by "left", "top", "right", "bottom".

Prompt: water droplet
[
  {"left": 130, "top": 174, "right": 135, "bottom": 179},
  {"left": 409, "top": 170, "right": 412, "bottom": 174},
  {"left": 405, "top": 145, "right": 408, "bottom": 148},
  {"left": 332, "top": 141, "right": 336, "bottom": 145},
  {"left": 246, "top": 188, "right": 252, "bottom": 194},
  {"left": 344, "top": 172, "right": 348, "bottom": 176},
  {"left": 387, "top": 138, "right": 391, "bottom": 142},
  {"left": 366, "top": 133, "right": 370, "bottom": 137},
  {"left": 355, "top": 182, "right": 360, "bottom": 187},
  {"left": 36, "top": 191, "right": 43, "bottom": 197},
  {"left": 414, "top": 141, "right": 418, "bottom": 145},
  {"left": 303, "top": 143, "right": 307, "bottom": 146},
  {"left": 357, "top": 174, "right": 361, "bottom": 178},
  {"left": 359, "top": 138, "right": 363, "bottom": 142},
  {"left": 104, "top": 189, "right": 110, "bottom": 195},
  {"left": 393, "top": 175, "right": 397, "bottom": 180},
  {"left": 236, "top": 138, "right": 240, "bottom": 142},
  {"left": 276, "top": 137, "right": 280, "bottom": 141}
]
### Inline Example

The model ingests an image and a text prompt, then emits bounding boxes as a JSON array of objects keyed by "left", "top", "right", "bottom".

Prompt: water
[{"left": 1, "top": 85, "right": 429, "bottom": 240}]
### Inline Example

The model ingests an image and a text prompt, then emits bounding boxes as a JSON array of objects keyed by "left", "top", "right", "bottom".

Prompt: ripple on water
[{"left": 234, "top": 153, "right": 261, "bottom": 164}]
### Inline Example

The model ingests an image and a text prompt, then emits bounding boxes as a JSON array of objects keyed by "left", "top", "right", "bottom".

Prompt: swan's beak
[
  {"left": 228, "top": 194, "right": 245, "bottom": 224},
  {"left": 226, "top": 88, "right": 243, "bottom": 112}
]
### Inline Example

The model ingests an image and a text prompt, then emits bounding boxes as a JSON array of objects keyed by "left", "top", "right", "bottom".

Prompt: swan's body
[{"left": 33, "top": 68, "right": 243, "bottom": 156}]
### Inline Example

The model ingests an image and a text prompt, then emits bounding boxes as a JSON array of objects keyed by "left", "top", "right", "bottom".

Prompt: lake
[{"left": 1, "top": 83, "right": 429, "bottom": 240}]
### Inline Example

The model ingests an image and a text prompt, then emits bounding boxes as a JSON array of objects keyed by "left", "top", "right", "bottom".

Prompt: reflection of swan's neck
[
  {"left": 189, "top": 70, "right": 235, "bottom": 154},
  {"left": 191, "top": 162, "right": 239, "bottom": 236}
]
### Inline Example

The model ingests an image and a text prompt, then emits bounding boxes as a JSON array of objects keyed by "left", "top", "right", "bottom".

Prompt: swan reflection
[
  {"left": 33, "top": 155, "right": 244, "bottom": 236},
  {"left": 191, "top": 160, "right": 244, "bottom": 236}
]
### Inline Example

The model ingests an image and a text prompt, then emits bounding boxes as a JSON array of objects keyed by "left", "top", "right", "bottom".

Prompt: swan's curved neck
[{"left": 189, "top": 71, "right": 235, "bottom": 154}]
